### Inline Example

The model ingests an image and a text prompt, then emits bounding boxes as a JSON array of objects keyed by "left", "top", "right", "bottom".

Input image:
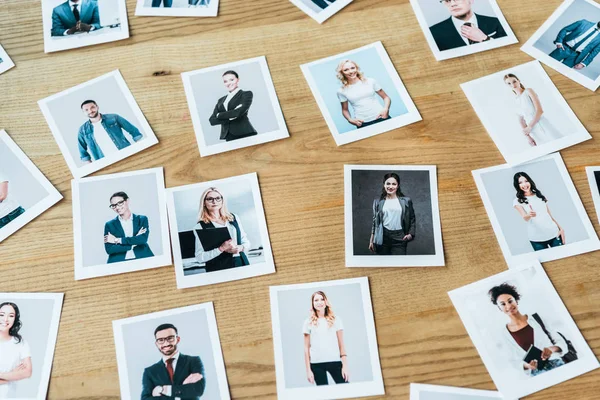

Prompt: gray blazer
[{"left": 371, "top": 197, "right": 416, "bottom": 245}]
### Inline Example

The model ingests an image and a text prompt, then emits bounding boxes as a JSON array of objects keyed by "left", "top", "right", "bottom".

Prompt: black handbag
[{"left": 532, "top": 313, "right": 578, "bottom": 363}]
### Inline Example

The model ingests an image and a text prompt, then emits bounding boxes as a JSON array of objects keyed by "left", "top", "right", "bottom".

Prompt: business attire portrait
[
  {"left": 104, "top": 213, "right": 154, "bottom": 264},
  {"left": 429, "top": 9, "right": 507, "bottom": 51},
  {"left": 311, "top": 0, "right": 336, "bottom": 9},
  {"left": 0, "top": 172, "right": 25, "bottom": 230},
  {"left": 51, "top": 0, "right": 101, "bottom": 37},
  {"left": 208, "top": 89, "right": 257, "bottom": 142},
  {"left": 141, "top": 353, "right": 206, "bottom": 400},
  {"left": 549, "top": 20, "right": 600, "bottom": 69},
  {"left": 152, "top": 0, "right": 173, "bottom": 7}
]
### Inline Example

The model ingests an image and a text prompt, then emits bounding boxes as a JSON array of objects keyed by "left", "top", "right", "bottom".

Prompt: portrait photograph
[
  {"left": 113, "top": 302, "right": 230, "bottom": 400},
  {"left": 472, "top": 153, "right": 600, "bottom": 267},
  {"left": 41, "top": 0, "right": 130, "bottom": 53},
  {"left": 166, "top": 172, "right": 275, "bottom": 289},
  {"left": 72, "top": 167, "right": 171, "bottom": 280},
  {"left": 38, "top": 70, "right": 159, "bottom": 179},
  {"left": 461, "top": 61, "right": 591, "bottom": 166},
  {"left": 270, "top": 277, "right": 384, "bottom": 400},
  {"left": 409, "top": 0, "right": 518, "bottom": 61},
  {"left": 0, "top": 44, "right": 15, "bottom": 75},
  {"left": 409, "top": 383, "right": 509, "bottom": 400},
  {"left": 135, "top": 0, "right": 218, "bottom": 17},
  {"left": 585, "top": 166, "right": 600, "bottom": 225},
  {"left": 344, "top": 165, "right": 444, "bottom": 267},
  {"left": 0, "top": 130, "right": 62, "bottom": 244},
  {"left": 448, "top": 261, "right": 600, "bottom": 399},
  {"left": 288, "top": 0, "right": 353, "bottom": 24},
  {"left": 181, "top": 56, "right": 289, "bottom": 157},
  {"left": 0, "top": 292, "right": 64, "bottom": 400},
  {"left": 300, "top": 41, "right": 422, "bottom": 146}
]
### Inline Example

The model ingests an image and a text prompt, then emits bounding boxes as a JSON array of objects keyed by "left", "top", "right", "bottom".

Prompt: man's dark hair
[
  {"left": 80, "top": 99, "right": 97, "bottom": 108},
  {"left": 154, "top": 323, "right": 178, "bottom": 336},
  {"left": 109, "top": 191, "right": 129, "bottom": 202},
  {"left": 488, "top": 283, "right": 521, "bottom": 305},
  {"left": 222, "top": 70, "right": 239, "bottom": 79}
]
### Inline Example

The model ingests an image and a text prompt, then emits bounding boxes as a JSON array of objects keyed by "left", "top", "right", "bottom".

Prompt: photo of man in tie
[
  {"left": 50, "top": 0, "right": 101, "bottom": 36},
  {"left": 141, "top": 324, "right": 206, "bottom": 400},
  {"left": 549, "top": 20, "right": 600, "bottom": 71}
]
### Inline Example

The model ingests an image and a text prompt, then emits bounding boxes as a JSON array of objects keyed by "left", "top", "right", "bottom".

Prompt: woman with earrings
[
  {"left": 193, "top": 187, "right": 251, "bottom": 273},
  {"left": 336, "top": 59, "right": 391, "bottom": 129},
  {"left": 303, "top": 291, "right": 349, "bottom": 386},
  {"left": 369, "top": 172, "right": 416, "bottom": 255},
  {"left": 0, "top": 302, "right": 32, "bottom": 397},
  {"left": 512, "top": 172, "right": 565, "bottom": 251},
  {"left": 503, "top": 73, "right": 562, "bottom": 147}
]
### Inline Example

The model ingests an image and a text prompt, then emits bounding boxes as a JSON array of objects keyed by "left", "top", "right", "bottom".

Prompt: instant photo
[
  {"left": 288, "top": 0, "right": 353, "bottom": 24},
  {"left": 0, "top": 44, "right": 15, "bottom": 75},
  {"left": 410, "top": 383, "right": 510, "bottom": 400},
  {"left": 135, "top": 0, "right": 219, "bottom": 17},
  {"left": 585, "top": 166, "right": 600, "bottom": 225}
]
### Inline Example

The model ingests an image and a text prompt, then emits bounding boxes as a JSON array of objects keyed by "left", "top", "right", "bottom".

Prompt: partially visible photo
[
  {"left": 288, "top": 0, "right": 353, "bottom": 24},
  {"left": 0, "top": 44, "right": 15, "bottom": 75},
  {"left": 410, "top": 383, "right": 509, "bottom": 400},
  {"left": 585, "top": 166, "right": 600, "bottom": 225},
  {"left": 135, "top": 0, "right": 218, "bottom": 17}
]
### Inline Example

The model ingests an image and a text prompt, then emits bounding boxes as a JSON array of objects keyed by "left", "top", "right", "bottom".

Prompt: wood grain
[{"left": 1, "top": 0, "right": 599, "bottom": 398}]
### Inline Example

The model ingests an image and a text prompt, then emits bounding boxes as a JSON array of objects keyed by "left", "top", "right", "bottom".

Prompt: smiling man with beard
[{"left": 141, "top": 323, "right": 206, "bottom": 400}]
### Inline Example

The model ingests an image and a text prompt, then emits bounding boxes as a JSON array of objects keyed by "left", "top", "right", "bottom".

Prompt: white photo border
[
  {"left": 0, "top": 44, "right": 15, "bottom": 75},
  {"left": 585, "top": 166, "right": 600, "bottom": 226},
  {"left": 409, "top": 383, "right": 508, "bottom": 400},
  {"left": 134, "top": 0, "right": 219, "bottom": 17},
  {"left": 288, "top": 0, "right": 353, "bottom": 24}
]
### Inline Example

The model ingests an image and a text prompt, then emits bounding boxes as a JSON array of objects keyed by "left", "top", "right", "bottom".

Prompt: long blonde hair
[
  {"left": 309, "top": 291, "right": 336, "bottom": 328},
  {"left": 336, "top": 59, "right": 365, "bottom": 87},
  {"left": 197, "top": 187, "right": 234, "bottom": 224}
]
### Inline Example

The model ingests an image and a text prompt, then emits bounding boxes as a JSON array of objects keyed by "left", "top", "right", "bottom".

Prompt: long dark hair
[
  {"left": 0, "top": 302, "right": 22, "bottom": 343},
  {"left": 513, "top": 172, "right": 547, "bottom": 204},
  {"left": 379, "top": 173, "right": 405, "bottom": 200}
]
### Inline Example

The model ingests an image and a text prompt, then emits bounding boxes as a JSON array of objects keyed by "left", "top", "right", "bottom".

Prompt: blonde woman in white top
[{"left": 0, "top": 302, "right": 32, "bottom": 398}]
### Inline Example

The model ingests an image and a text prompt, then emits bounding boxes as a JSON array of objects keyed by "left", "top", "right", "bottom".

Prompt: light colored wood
[{"left": 1, "top": 0, "right": 599, "bottom": 398}]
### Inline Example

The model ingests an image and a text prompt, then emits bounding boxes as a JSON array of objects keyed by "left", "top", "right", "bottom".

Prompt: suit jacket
[
  {"left": 51, "top": 0, "right": 101, "bottom": 37},
  {"left": 208, "top": 90, "right": 257, "bottom": 141},
  {"left": 429, "top": 14, "right": 507, "bottom": 52},
  {"left": 554, "top": 19, "right": 600, "bottom": 66},
  {"left": 141, "top": 354, "right": 206, "bottom": 400},
  {"left": 371, "top": 196, "right": 416, "bottom": 246},
  {"left": 311, "top": 0, "right": 336, "bottom": 8},
  {"left": 103, "top": 214, "right": 154, "bottom": 263}
]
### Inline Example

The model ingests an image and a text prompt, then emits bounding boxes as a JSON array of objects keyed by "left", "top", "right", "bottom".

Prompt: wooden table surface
[{"left": 1, "top": 0, "right": 599, "bottom": 398}]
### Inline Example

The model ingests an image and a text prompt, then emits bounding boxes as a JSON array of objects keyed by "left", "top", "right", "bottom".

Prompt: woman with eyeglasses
[
  {"left": 193, "top": 187, "right": 251, "bottom": 272},
  {"left": 0, "top": 302, "right": 32, "bottom": 398}
]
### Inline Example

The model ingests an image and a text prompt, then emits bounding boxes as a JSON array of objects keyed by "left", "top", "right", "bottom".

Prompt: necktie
[
  {"left": 573, "top": 29, "right": 598, "bottom": 51},
  {"left": 72, "top": 4, "right": 80, "bottom": 21},
  {"left": 166, "top": 358, "right": 174, "bottom": 383},
  {"left": 463, "top": 22, "right": 476, "bottom": 45}
]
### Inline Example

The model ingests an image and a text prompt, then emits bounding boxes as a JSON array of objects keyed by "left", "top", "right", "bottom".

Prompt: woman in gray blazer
[{"left": 368, "top": 173, "right": 415, "bottom": 255}]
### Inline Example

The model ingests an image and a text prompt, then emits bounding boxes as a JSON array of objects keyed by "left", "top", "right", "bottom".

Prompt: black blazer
[
  {"left": 312, "top": 0, "right": 336, "bottom": 9},
  {"left": 208, "top": 90, "right": 257, "bottom": 141},
  {"left": 141, "top": 354, "right": 206, "bottom": 400},
  {"left": 429, "top": 14, "right": 507, "bottom": 52},
  {"left": 103, "top": 214, "right": 154, "bottom": 263}
]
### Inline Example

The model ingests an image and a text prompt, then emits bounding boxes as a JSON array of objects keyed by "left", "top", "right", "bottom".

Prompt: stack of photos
[
  {"left": 135, "top": 0, "right": 219, "bottom": 17},
  {"left": 409, "top": 0, "right": 517, "bottom": 61},
  {"left": 166, "top": 172, "right": 275, "bottom": 288},
  {"left": 288, "top": 0, "right": 353, "bottom": 24},
  {"left": 39, "top": 70, "right": 159, "bottom": 179},
  {"left": 269, "top": 277, "right": 384, "bottom": 400},
  {"left": 410, "top": 383, "right": 511, "bottom": 400},
  {"left": 449, "top": 261, "right": 599, "bottom": 399},
  {"left": 0, "top": 293, "right": 64, "bottom": 400},
  {"left": 0, "top": 130, "right": 63, "bottom": 243},
  {"left": 71, "top": 168, "right": 172, "bottom": 280},
  {"left": 585, "top": 166, "right": 600, "bottom": 224},
  {"left": 182, "top": 56, "right": 289, "bottom": 157},
  {"left": 113, "top": 302, "right": 231, "bottom": 399},
  {"left": 301, "top": 42, "right": 421, "bottom": 146},
  {"left": 461, "top": 61, "right": 591, "bottom": 166},
  {"left": 472, "top": 153, "right": 600, "bottom": 267},
  {"left": 0, "top": 44, "right": 15, "bottom": 75},
  {"left": 521, "top": 0, "right": 600, "bottom": 91},
  {"left": 344, "top": 165, "right": 445, "bottom": 267},
  {"left": 41, "top": 0, "right": 130, "bottom": 53}
]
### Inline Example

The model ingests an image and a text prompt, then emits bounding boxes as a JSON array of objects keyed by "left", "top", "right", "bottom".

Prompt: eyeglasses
[
  {"left": 205, "top": 196, "right": 223, "bottom": 203},
  {"left": 109, "top": 200, "right": 126, "bottom": 209},
  {"left": 440, "top": 0, "right": 466, "bottom": 4},
  {"left": 155, "top": 335, "right": 177, "bottom": 344}
]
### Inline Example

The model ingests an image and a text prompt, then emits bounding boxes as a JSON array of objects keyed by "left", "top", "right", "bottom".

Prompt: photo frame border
[
  {"left": 135, "top": 0, "right": 219, "bottom": 17},
  {"left": 288, "top": 0, "right": 353, "bottom": 24},
  {"left": 409, "top": 383, "right": 507, "bottom": 400},
  {"left": 0, "top": 44, "right": 15, "bottom": 75},
  {"left": 585, "top": 166, "right": 600, "bottom": 226}
]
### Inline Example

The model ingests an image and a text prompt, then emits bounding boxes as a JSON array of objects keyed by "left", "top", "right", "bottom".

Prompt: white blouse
[{"left": 193, "top": 214, "right": 251, "bottom": 263}]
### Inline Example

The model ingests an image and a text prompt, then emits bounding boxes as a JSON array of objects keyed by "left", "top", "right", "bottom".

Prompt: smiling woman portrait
[{"left": 0, "top": 302, "right": 33, "bottom": 398}]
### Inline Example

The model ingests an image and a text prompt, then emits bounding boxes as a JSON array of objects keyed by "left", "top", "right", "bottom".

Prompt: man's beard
[{"left": 160, "top": 344, "right": 177, "bottom": 356}]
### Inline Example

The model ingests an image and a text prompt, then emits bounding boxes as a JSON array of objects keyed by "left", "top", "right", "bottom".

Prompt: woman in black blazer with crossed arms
[{"left": 209, "top": 70, "right": 258, "bottom": 142}]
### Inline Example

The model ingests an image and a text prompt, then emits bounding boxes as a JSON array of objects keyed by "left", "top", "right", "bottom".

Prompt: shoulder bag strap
[{"left": 532, "top": 313, "right": 556, "bottom": 345}]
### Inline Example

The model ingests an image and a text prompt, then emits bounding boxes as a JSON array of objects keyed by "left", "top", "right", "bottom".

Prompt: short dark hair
[
  {"left": 222, "top": 70, "right": 239, "bottom": 79},
  {"left": 80, "top": 99, "right": 97, "bottom": 108},
  {"left": 488, "top": 283, "right": 521, "bottom": 305},
  {"left": 154, "top": 323, "right": 178, "bottom": 337},
  {"left": 109, "top": 191, "right": 129, "bottom": 202}
]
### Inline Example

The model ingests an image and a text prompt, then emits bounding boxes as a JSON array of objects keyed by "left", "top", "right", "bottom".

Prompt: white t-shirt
[
  {"left": 513, "top": 196, "right": 559, "bottom": 242},
  {"left": 0, "top": 172, "right": 21, "bottom": 219},
  {"left": 303, "top": 316, "right": 343, "bottom": 364},
  {"left": 118, "top": 215, "right": 136, "bottom": 260},
  {"left": 0, "top": 337, "right": 31, "bottom": 397},
  {"left": 337, "top": 78, "right": 383, "bottom": 123},
  {"left": 92, "top": 121, "right": 119, "bottom": 159},
  {"left": 382, "top": 198, "right": 403, "bottom": 230}
]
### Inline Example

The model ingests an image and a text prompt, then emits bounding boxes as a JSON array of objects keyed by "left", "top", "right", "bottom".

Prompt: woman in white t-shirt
[
  {"left": 335, "top": 59, "right": 391, "bottom": 129},
  {"left": 512, "top": 172, "right": 565, "bottom": 251},
  {"left": 303, "top": 291, "right": 349, "bottom": 386},
  {"left": 0, "top": 302, "right": 32, "bottom": 398}
]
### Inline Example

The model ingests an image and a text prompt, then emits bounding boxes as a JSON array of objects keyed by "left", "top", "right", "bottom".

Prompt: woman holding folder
[{"left": 193, "top": 187, "right": 250, "bottom": 273}]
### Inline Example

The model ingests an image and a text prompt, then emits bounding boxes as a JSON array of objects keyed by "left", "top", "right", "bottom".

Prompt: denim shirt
[{"left": 77, "top": 114, "right": 144, "bottom": 162}]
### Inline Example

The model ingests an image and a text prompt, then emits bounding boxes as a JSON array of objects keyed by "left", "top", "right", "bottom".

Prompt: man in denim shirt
[{"left": 78, "top": 100, "right": 144, "bottom": 163}]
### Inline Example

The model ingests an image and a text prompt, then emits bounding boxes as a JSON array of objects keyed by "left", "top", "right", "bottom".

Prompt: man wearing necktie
[
  {"left": 549, "top": 20, "right": 600, "bottom": 71},
  {"left": 50, "top": 0, "right": 101, "bottom": 37},
  {"left": 141, "top": 324, "right": 206, "bottom": 400}
]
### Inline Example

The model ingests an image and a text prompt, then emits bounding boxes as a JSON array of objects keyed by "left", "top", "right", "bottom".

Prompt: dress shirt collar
[
  {"left": 225, "top": 87, "right": 241, "bottom": 100},
  {"left": 162, "top": 351, "right": 179, "bottom": 365},
  {"left": 69, "top": 0, "right": 82, "bottom": 8},
  {"left": 118, "top": 214, "right": 133, "bottom": 223},
  {"left": 451, "top": 13, "right": 477, "bottom": 32}
]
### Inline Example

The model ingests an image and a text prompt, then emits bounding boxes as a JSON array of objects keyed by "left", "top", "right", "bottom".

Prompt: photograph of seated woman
[
  {"left": 0, "top": 302, "right": 32, "bottom": 398},
  {"left": 193, "top": 187, "right": 250, "bottom": 273},
  {"left": 336, "top": 60, "right": 391, "bottom": 129},
  {"left": 303, "top": 291, "right": 349, "bottom": 386},
  {"left": 369, "top": 173, "right": 415, "bottom": 255},
  {"left": 208, "top": 70, "right": 258, "bottom": 142},
  {"left": 488, "top": 283, "right": 573, "bottom": 377},
  {"left": 503, "top": 73, "right": 562, "bottom": 147},
  {"left": 512, "top": 172, "right": 565, "bottom": 251}
]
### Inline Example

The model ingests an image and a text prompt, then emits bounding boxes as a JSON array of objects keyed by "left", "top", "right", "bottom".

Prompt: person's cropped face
[
  {"left": 110, "top": 196, "right": 130, "bottom": 216},
  {"left": 155, "top": 328, "right": 180, "bottom": 356},
  {"left": 443, "top": 0, "right": 473, "bottom": 18},
  {"left": 204, "top": 191, "right": 223, "bottom": 212},
  {"left": 341, "top": 62, "right": 358, "bottom": 80},
  {"left": 384, "top": 177, "right": 398, "bottom": 196},
  {"left": 497, "top": 294, "right": 519, "bottom": 315},
  {"left": 504, "top": 77, "right": 521, "bottom": 91},
  {"left": 0, "top": 305, "right": 16, "bottom": 333},
  {"left": 313, "top": 294, "right": 326, "bottom": 312},
  {"left": 518, "top": 176, "right": 531, "bottom": 193},
  {"left": 82, "top": 103, "right": 99, "bottom": 119},
  {"left": 222, "top": 74, "right": 239, "bottom": 92}
]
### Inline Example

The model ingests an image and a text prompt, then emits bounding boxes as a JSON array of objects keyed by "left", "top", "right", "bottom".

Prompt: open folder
[{"left": 195, "top": 227, "right": 231, "bottom": 251}]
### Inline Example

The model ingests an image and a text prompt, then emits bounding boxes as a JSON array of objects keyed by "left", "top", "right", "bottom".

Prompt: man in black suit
[
  {"left": 141, "top": 324, "right": 206, "bottom": 399},
  {"left": 429, "top": 0, "right": 507, "bottom": 52}
]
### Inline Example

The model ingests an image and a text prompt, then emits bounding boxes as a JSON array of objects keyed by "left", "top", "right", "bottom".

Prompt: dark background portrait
[
  {"left": 351, "top": 169, "right": 435, "bottom": 256},
  {"left": 595, "top": 171, "right": 600, "bottom": 193}
]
